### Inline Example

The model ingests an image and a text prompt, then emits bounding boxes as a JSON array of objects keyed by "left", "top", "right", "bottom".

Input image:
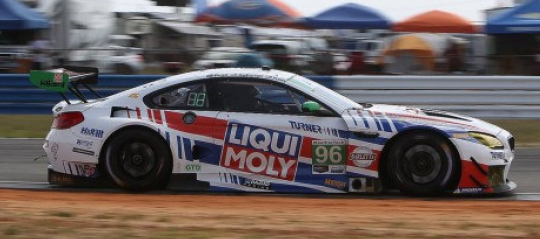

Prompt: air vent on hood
[{"left": 422, "top": 109, "right": 471, "bottom": 122}]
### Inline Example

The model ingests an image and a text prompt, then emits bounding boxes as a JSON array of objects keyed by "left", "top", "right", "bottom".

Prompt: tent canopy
[
  {"left": 486, "top": 0, "right": 540, "bottom": 34},
  {"left": 392, "top": 10, "right": 478, "bottom": 33},
  {"left": 0, "top": 0, "right": 49, "bottom": 30},
  {"left": 196, "top": 0, "right": 301, "bottom": 27},
  {"left": 381, "top": 33, "right": 452, "bottom": 73},
  {"left": 301, "top": 3, "right": 391, "bottom": 29}
]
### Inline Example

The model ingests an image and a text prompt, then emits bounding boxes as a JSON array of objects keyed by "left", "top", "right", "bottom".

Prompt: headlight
[{"left": 469, "top": 132, "right": 503, "bottom": 150}]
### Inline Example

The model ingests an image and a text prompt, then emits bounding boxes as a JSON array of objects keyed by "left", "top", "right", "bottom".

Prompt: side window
[
  {"left": 151, "top": 82, "right": 209, "bottom": 109},
  {"left": 217, "top": 80, "right": 332, "bottom": 115}
]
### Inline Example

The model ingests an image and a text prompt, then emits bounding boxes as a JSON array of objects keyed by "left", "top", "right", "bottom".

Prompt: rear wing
[{"left": 29, "top": 66, "right": 101, "bottom": 104}]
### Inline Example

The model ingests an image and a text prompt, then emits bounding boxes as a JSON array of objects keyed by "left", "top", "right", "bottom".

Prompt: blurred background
[{"left": 1, "top": 0, "right": 539, "bottom": 76}]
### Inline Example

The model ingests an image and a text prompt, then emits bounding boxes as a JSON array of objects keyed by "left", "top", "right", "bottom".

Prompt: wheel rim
[
  {"left": 119, "top": 141, "right": 156, "bottom": 178},
  {"left": 401, "top": 145, "right": 442, "bottom": 184}
]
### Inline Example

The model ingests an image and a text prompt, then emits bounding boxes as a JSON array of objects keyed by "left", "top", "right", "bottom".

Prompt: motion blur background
[{"left": 1, "top": 0, "right": 540, "bottom": 76}]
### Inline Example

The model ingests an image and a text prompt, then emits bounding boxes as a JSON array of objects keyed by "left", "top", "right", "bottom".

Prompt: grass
[
  {"left": 0, "top": 115, "right": 52, "bottom": 138},
  {"left": 485, "top": 119, "right": 540, "bottom": 147},
  {"left": 3, "top": 228, "right": 18, "bottom": 236},
  {"left": 48, "top": 211, "right": 76, "bottom": 218},
  {"left": 0, "top": 115, "right": 538, "bottom": 147}
]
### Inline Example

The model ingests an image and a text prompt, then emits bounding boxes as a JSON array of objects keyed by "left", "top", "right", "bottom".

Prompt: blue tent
[
  {"left": 0, "top": 0, "right": 49, "bottom": 30},
  {"left": 301, "top": 3, "right": 391, "bottom": 29},
  {"left": 196, "top": 0, "right": 301, "bottom": 26},
  {"left": 486, "top": 0, "right": 540, "bottom": 34}
]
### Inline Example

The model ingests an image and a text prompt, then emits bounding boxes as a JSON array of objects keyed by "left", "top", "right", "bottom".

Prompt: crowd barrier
[{"left": 1, "top": 74, "right": 540, "bottom": 118}]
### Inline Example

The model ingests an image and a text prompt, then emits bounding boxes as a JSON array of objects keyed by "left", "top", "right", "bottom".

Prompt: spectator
[
  {"left": 348, "top": 51, "right": 365, "bottom": 75},
  {"left": 29, "top": 32, "right": 49, "bottom": 70}
]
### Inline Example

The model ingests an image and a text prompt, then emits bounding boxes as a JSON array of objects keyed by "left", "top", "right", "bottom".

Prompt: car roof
[{"left": 154, "top": 68, "right": 297, "bottom": 88}]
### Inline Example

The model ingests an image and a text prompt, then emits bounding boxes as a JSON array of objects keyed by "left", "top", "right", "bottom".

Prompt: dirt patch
[{"left": 0, "top": 189, "right": 539, "bottom": 239}]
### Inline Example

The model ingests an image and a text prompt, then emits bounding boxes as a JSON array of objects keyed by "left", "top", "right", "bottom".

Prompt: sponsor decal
[
  {"left": 76, "top": 139, "right": 93, "bottom": 149},
  {"left": 312, "top": 165, "right": 328, "bottom": 173},
  {"left": 457, "top": 187, "right": 484, "bottom": 193},
  {"left": 289, "top": 121, "right": 339, "bottom": 136},
  {"left": 185, "top": 164, "right": 202, "bottom": 172},
  {"left": 29, "top": 71, "right": 69, "bottom": 92},
  {"left": 49, "top": 174, "right": 73, "bottom": 184},
  {"left": 490, "top": 152, "right": 505, "bottom": 160},
  {"left": 128, "top": 93, "right": 139, "bottom": 98},
  {"left": 220, "top": 123, "right": 300, "bottom": 181},
  {"left": 72, "top": 147, "right": 95, "bottom": 156},
  {"left": 206, "top": 73, "right": 283, "bottom": 82},
  {"left": 51, "top": 143, "right": 59, "bottom": 160},
  {"left": 312, "top": 139, "right": 346, "bottom": 174},
  {"left": 350, "top": 146, "right": 376, "bottom": 168},
  {"left": 53, "top": 73, "right": 63, "bottom": 83},
  {"left": 324, "top": 178, "right": 347, "bottom": 190},
  {"left": 40, "top": 79, "right": 66, "bottom": 88},
  {"left": 76, "top": 164, "right": 98, "bottom": 178},
  {"left": 80, "top": 127, "right": 104, "bottom": 138},
  {"left": 330, "top": 165, "right": 346, "bottom": 174},
  {"left": 241, "top": 178, "right": 271, "bottom": 190}
]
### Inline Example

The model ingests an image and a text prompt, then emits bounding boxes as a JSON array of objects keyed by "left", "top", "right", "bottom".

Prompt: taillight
[{"left": 53, "top": 112, "right": 84, "bottom": 129}]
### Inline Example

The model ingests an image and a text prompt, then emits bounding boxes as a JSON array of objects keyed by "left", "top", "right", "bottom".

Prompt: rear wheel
[
  {"left": 387, "top": 132, "right": 459, "bottom": 195},
  {"left": 104, "top": 129, "right": 172, "bottom": 191}
]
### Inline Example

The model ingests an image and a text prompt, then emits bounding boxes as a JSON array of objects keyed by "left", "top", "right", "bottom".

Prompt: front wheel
[
  {"left": 104, "top": 129, "right": 172, "bottom": 191},
  {"left": 387, "top": 132, "right": 459, "bottom": 195}
]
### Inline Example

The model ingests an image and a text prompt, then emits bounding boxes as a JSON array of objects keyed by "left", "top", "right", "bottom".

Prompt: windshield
[{"left": 287, "top": 75, "right": 361, "bottom": 112}]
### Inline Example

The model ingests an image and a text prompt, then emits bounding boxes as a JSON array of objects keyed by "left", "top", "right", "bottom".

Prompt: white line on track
[
  {"left": 0, "top": 181, "right": 49, "bottom": 184},
  {"left": 0, "top": 138, "right": 45, "bottom": 140}
]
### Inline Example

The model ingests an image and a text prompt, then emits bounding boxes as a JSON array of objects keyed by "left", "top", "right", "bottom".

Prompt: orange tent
[
  {"left": 392, "top": 10, "right": 478, "bottom": 33},
  {"left": 381, "top": 34, "right": 437, "bottom": 71}
]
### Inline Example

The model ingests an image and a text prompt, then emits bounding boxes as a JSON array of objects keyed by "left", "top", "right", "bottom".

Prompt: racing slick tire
[
  {"left": 104, "top": 129, "right": 172, "bottom": 191},
  {"left": 387, "top": 132, "right": 459, "bottom": 196}
]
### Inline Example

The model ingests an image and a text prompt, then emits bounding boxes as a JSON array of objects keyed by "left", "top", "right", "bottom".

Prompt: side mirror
[{"left": 302, "top": 101, "right": 321, "bottom": 112}]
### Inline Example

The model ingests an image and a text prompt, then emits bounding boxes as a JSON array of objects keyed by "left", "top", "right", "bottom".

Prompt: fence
[{"left": 1, "top": 74, "right": 540, "bottom": 118}]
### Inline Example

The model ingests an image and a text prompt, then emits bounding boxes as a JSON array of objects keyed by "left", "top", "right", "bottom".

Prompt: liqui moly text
[{"left": 220, "top": 123, "right": 301, "bottom": 181}]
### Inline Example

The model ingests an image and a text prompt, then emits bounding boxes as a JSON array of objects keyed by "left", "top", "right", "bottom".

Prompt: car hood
[{"left": 345, "top": 104, "right": 504, "bottom": 136}]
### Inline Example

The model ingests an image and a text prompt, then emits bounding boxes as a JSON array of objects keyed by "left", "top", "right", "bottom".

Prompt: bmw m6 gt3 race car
[{"left": 31, "top": 67, "right": 516, "bottom": 195}]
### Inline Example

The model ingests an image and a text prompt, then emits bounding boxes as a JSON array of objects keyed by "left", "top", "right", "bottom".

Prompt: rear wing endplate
[{"left": 29, "top": 66, "right": 101, "bottom": 104}]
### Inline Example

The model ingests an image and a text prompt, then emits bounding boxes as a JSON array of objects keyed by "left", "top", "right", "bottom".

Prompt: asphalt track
[{"left": 1, "top": 138, "right": 539, "bottom": 200}]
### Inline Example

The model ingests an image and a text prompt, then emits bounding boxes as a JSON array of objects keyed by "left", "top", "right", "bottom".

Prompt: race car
[{"left": 32, "top": 67, "right": 516, "bottom": 195}]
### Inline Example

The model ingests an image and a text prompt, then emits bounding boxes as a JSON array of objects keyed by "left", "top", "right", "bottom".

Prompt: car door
[
  {"left": 146, "top": 80, "right": 224, "bottom": 175},
  {"left": 213, "top": 78, "right": 350, "bottom": 192}
]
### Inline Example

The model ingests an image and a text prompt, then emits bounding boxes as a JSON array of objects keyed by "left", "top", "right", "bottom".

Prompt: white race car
[{"left": 32, "top": 67, "right": 516, "bottom": 195}]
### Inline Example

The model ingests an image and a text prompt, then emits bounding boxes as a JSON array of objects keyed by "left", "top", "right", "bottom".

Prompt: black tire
[
  {"left": 387, "top": 132, "right": 459, "bottom": 195},
  {"left": 104, "top": 129, "right": 172, "bottom": 191}
]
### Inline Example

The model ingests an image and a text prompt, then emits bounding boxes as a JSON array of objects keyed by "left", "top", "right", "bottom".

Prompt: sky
[{"left": 209, "top": 0, "right": 516, "bottom": 23}]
